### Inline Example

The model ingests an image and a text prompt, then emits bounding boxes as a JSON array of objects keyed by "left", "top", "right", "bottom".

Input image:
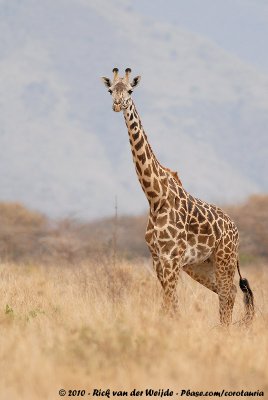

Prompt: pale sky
[
  {"left": 0, "top": 0, "right": 267, "bottom": 218},
  {"left": 131, "top": 0, "right": 268, "bottom": 71}
]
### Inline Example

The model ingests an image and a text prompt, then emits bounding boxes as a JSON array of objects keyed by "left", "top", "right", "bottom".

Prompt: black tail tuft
[
  {"left": 239, "top": 278, "right": 253, "bottom": 300},
  {"left": 239, "top": 277, "right": 254, "bottom": 324}
]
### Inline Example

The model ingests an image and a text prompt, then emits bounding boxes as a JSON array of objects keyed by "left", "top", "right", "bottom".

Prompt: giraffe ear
[
  {"left": 131, "top": 76, "right": 141, "bottom": 88},
  {"left": 101, "top": 77, "right": 112, "bottom": 88}
]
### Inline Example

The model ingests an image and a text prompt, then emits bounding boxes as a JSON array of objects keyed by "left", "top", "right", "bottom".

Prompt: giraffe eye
[
  {"left": 128, "top": 90, "right": 133, "bottom": 95},
  {"left": 108, "top": 89, "right": 112, "bottom": 94}
]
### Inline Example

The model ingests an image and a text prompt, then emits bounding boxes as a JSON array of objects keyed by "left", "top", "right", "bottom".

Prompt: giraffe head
[{"left": 101, "top": 68, "right": 141, "bottom": 112}]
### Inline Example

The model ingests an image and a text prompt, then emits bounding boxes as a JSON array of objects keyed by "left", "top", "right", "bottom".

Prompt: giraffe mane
[
  {"left": 163, "top": 167, "right": 182, "bottom": 185},
  {"left": 139, "top": 123, "right": 183, "bottom": 186}
]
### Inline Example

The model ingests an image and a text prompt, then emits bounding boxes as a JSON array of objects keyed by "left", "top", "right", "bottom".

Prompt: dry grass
[{"left": 0, "top": 260, "right": 267, "bottom": 400}]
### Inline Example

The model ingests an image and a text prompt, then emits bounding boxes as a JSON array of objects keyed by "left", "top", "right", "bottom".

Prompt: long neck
[{"left": 123, "top": 99, "right": 168, "bottom": 209}]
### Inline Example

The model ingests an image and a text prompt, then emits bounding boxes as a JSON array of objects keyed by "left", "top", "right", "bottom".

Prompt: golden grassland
[{"left": 0, "top": 259, "right": 268, "bottom": 400}]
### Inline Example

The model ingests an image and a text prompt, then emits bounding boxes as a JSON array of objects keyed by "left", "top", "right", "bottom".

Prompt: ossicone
[{"left": 113, "top": 67, "right": 119, "bottom": 82}]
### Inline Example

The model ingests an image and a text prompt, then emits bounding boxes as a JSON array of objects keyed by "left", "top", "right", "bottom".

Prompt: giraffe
[{"left": 101, "top": 67, "right": 254, "bottom": 325}]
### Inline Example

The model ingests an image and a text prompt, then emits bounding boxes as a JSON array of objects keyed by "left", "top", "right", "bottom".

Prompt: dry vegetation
[
  {"left": 227, "top": 195, "right": 268, "bottom": 261},
  {"left": 0, "top": 195, "right": 268, "bottom": 264},
  {"left": 0, "top": 260, "right": 267, "bottom": 400},
  {"left": 0, "top": 197, "right": 268, "bottom": 399}
]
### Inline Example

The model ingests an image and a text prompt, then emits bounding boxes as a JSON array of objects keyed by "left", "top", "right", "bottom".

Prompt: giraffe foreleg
[
  {"left": 157, "top": 254, "right": 182, "bottom": 316},
  {"left": 146, "top": 214, "right": 184, "bottom": 316},
  {"left": 151, "top": 254, "right": 178, "bottom": 314},
  {"left": 150, "top": 251, "right": 181, "bottom": 316}
]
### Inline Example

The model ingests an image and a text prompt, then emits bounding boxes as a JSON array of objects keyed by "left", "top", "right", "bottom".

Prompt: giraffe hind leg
[
  {"left": 183, "top": 260, "right": 237, "bottom": 325},
  {"left": 215, "top": 259, "right": 237, "bottom": 326},
  {"left": 183, "top": 259, "right": 218, "bottom": 293}
]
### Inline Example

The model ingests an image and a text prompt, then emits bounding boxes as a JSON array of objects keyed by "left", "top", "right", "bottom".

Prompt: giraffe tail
[{"left": 237, "top": 260, "right": 255, "bottom": 324}]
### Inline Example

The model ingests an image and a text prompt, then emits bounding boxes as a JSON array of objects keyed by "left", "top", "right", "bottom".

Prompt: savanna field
[
  {"left": 3, "top": 3, "right": 268, "bottom": 400},
  {"left": 0, "top": 198, "right": 268, "bottom": 400}
]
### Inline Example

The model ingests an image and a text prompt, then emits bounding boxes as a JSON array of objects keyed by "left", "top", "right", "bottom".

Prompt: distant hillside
[
  {"left": 227, "top": 195, "right": 268, "bottom": 262},
  {"left": 0, "top": 195, "right": 267, "bottom": 264},
  {"left": 0, "top": 0, "right": 267, "bottom": 218}
]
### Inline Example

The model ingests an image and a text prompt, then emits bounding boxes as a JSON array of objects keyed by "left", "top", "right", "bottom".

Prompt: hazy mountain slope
[{"left": 0, "top": 0, "right": 267, "bottom": 218}]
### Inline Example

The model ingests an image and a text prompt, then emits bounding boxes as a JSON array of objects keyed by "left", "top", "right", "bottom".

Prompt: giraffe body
[
  {"left": 101, "top": 68, "right": 254, "bottom": 325},
  {"left": 144, "top": 177, "right": 239, "bottom": 324}
]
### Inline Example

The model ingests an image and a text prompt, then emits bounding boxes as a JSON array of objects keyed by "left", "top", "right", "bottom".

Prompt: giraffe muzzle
[{"left": 113, "top": 103, "right": 122, "bottom": 112}]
